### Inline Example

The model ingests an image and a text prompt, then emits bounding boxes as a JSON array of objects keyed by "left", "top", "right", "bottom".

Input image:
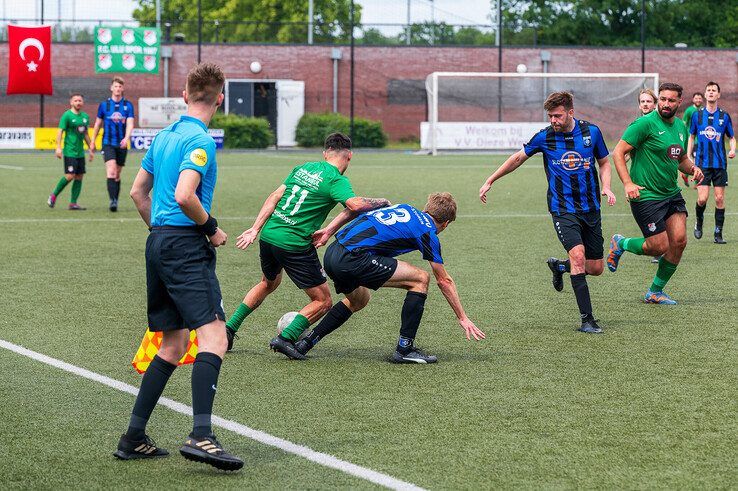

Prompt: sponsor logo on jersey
[
  {"left": 294, "top": 168, "right": 324, "bottom": 189},
  {"left": 583, "top": 135, "right": 592, "bottom": 147},
  {"left": 666, "top": 144, "right": 683, "bottom": 161},
  {"left": 648, "top": 222, "right": 656, "bottom": 232},
  {"left": 67, "top": 166, "right": 74, "bottom": 173},
  {"left": 189, "top": 148, "right": 208, "bottom": 167},
  {"left": 109, "top": 111, "right": 126, "bottom": 123},
  {"left": 553, "top": 151, "right": 591, "bottom": 171},
  {"left": 77, "top": 125, "right": 87, "bottom": 133},
  {"left": 700, "top": 126, "right": 719, "bottom": 140}
]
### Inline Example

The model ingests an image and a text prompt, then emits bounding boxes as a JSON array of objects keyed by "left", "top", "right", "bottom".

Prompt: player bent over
[
  {"left": 226, "top": 132, "right": 390, "bottom": 359},
  {"left": 608, "top": 82, "right": 704, "bottom": 305},
  {"left": 479, "top": 91, "right": 616, "bottom": 334},
  {"left": 114, "top": 63, "right": 242, "bottom": 471},
  {"left": 47, "top": 93, "right": 94, "bottom": 210},
  {"left": 293, "top": 193, "right": 485, "bottom": 363}
]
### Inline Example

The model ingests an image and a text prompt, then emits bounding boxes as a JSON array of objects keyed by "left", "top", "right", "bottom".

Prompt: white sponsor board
[
  {"left": 131, "top": 128, "right": 224, "bottom": 150},
  {"left": 0, "top": 128, "right": 35, "bottom": 149},
  {"left": 138, "top": 98, "right": 188, "bottom": 128},
  {"left": 420, "top": 122, "right": 543, "bottom": 150}
]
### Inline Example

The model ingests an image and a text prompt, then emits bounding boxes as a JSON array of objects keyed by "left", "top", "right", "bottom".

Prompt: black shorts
[
  {"left": 63, "top": 156, "right": 86, "bottom": 175},
  {"left": 630, "top": 193, "right": 688, "bottom": 238},
  {"left": 697, "top": 167, "right": 728, "bottom": 187},
  {"left": 146, "top": 227, "right": 225, "bottom": 331},
  {"left": 551, "top": 211, "right": 604, "bottom": 259},
  {"left": 323, "top": 241, "right": 398, "bottom": 295},
  {"left": 102, "top": 145, "right": 127, "bottom": 165},
  {"left": 259, "top": 240, "right": 326, "bottom": 290}
]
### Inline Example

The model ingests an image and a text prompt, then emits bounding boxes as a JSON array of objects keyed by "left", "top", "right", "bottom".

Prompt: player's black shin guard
[
  {"left": 696, "top": 203, "right": 706, "bottom": 227},
  {"left": 570, "top": 273, "right": 594, "bottom": 322},
  {"left": 398, "top": 291, "right": 427, "bottom": 354},
  {"left": 127, "top": 355, "right": 177, "bottom": 440},
  {"left": 114, "top": 180, "right": 122, "bottom": 200},
  {"left": 191, "top": 352, "right": 222, "bottom": 438},
  {"left": 715, "top": 207, "right": 725, "bottom": 232},
  {"left": 304, "top": 301, "right": 353, "bottom": 347}
]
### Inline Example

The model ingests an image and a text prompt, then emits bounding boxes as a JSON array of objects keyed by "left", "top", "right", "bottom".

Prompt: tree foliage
[{"left": 133, "top": 0, "right": 360, "bottom": 43}]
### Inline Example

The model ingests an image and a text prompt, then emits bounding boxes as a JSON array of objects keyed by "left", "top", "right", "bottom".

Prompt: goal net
[{"left": 424, "top": 72, "right": 659, "bottom": 154}]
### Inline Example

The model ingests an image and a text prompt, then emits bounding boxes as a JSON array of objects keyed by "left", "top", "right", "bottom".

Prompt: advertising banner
[
  {"left": 0, "top": 128, "right": 35, "bottom": 149},
  {"left": 131, "top": 128, "right": 224, "bottom": 150},
  {"left": 138, "top": 98, "right": 188, "bottom": 128},
  {"left": 420, "top": 122, "right": 542, "bottom": 150},
  {"left": 94, "top": 27, "right": 160, "bottom": 74}
]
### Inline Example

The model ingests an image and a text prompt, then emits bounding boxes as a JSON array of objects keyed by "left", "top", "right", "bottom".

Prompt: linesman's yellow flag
[{"left": 132, "top": 329, "right": 198, "bottom": 374}]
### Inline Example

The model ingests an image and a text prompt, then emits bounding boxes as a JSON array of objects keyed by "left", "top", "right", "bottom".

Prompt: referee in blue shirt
[
  {"left": 91, "top": 76, "right": 135, "bottom": 212},
  {"left": 687, "top": 81, "right": 736, "bottom": 244},
  {"left": 114, "top": 63, "right": 243, "bottom": 471},
  {"left": 479, "top": 92, "right": 617, "bottom": 334}
]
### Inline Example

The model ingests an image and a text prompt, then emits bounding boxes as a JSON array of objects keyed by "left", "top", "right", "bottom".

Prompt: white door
[{"left": 275, "top": 80, "right": 305, "bottom": 147}]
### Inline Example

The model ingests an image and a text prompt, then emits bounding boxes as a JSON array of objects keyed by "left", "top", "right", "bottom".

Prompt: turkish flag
[{"left": 6, "top": 25, "right": 53, "bottom": 95}]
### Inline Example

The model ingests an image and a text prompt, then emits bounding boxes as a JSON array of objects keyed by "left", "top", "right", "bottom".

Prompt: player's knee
[
  {"left": 673, "top": 235, "right": 688, "bottom": 251},
  {"left": 716, "top": 197, "right": 725, "bottom": 208},
  {"left": 697, "top": 198, "right": 707, "bottom": 207},
  {"left": 159, "top": 343, "right": 187, "bottom": 364},
  {"left": 264, "top": 276, "right": 281, "bottom": 293},
  {"left": 416, "top": 270, "right": 430, "bottom": 292},
  {"left": 588, "top": 262, "right": 604, "bottom": 276},
  {"left": 568, "top": 248, "right": 585, "bottom": 268}
]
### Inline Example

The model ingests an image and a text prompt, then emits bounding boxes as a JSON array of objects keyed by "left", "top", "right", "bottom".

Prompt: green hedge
[
  {"left": 295, "top": 113, "right": 387, "bottom": 148},
  {"left": 210, "top": 113, "right": 273, "bottom": 149}
]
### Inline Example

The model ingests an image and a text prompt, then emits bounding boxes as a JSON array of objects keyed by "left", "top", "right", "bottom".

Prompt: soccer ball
[
  {"left": 250, "top": 61, "right": 262, "bottom": 74},
  {"left": 516, "top": 63, "right": 528, "bottom": 73},
  {"left": 277, "top": 311, "right": 298, "bottom": 334}
]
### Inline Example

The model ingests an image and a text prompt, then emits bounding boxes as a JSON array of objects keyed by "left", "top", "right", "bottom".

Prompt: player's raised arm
[
  {"left": 235, "top": 185, "right": 286, "bottom": 250},
  {"left": 130, "top": 168, "right": 153, "bottom": 227},
  {"left": 479, "top": 149, "right": 530, "bottom": 203},
  {"left": 429, "top": 261, "right": 485, "bottom": 341}
]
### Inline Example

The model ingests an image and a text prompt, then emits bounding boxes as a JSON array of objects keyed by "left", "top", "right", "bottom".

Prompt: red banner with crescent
[{"left": 6, "top": 25, "right": 53, "bottom": 95}]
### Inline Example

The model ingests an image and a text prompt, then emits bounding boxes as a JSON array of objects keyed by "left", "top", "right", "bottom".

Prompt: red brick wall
[{"left": 1, "top": 43, "right": 736, "bottom": 141}]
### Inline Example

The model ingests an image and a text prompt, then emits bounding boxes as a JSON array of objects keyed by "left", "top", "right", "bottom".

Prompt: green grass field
[{"left": 0, "top": 150, "right": 736, "bottom": 489}]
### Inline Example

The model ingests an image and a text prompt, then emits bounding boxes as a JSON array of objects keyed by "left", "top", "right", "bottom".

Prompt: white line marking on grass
[
  {"left": 0, "top": 339, "right": 426, "bottom": 491},
  {"left": 0, "top": 164, "right": 24, "bottom": 170}
]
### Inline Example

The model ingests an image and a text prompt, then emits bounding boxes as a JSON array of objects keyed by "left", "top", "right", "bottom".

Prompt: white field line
[
  {"left": 0, "top": 164, "right": 24, "bottom": 170},
  {"left": 0, "top": 338, "right": 426, "bottom": 491}
]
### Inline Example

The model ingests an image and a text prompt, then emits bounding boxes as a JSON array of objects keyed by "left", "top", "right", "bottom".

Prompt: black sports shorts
[
  {"left": 323, "top": 241, "right": 398, "bottom": 295},
  {"left": 259, "top": 240, "right": 327, "bottom": 290},
  {"left": 63, "top": 156, "right": 86, "bottom": 175},
  {"left": 629, "top": 193, "right": 688, "bottom": 238},
  {"left": 146, "top": 227, "right": 225, "bottom": 331},
  {"left": 102, "top": 145, "right": 127, "bottom": 165},
  {"left": 551, "top": 210, "right": 604, "bottom": 259},
  {"left": 697, "top": 167, "right": 728, "bottom": 187}
]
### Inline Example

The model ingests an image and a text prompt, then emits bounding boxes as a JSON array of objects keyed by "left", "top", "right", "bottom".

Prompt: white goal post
[{"left": 424, "top": 72, "right": 660, "bottom": 155}]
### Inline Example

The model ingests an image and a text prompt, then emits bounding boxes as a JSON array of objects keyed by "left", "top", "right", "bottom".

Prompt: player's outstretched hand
[
  {"left": 459, "top": 317, "right": 485, "bottom": 341},
  {"left": 729, "top": 150, "right": 736, "bottom": 159},
  {"left": 624, "top": 182, "right": 644, "bottom": 201},
  {"left": 691, "top": 166, "right": 705, "bottom": 184},
  {"left": 601, "top": 187, "right": 616, "bottom": 206},
  {"left": 119, "top": 138, "right": 129, "bottom": 149},
  {"left": 312, "top": 228, "right": 331, "bottom": 248},
  {"left": 235, "top": 228, "right": 258, "bottom": 250},
  {"left": 208, "top": 228, "right": 227, "bottom": 247},
  {"left": 479, "top": 182, "right": 492, "bottom": 204}
]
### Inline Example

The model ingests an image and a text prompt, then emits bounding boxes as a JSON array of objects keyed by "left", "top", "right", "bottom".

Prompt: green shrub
[
  {"left": 295, "top": 113, "right": 387, "bottom": 148},
  {"left": 210, "top": 113, "right": 273, "bottom": 149}
]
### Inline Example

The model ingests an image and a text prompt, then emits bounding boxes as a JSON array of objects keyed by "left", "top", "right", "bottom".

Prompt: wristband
[{"left": 198, "top": 215, "right": 218, "bottom": 236}]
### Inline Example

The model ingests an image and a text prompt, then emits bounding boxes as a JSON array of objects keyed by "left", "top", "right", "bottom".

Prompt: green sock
[
  {"left": 226, "top": 303, "right": 253, "bottom": 332},
  {"left": 52, "top": 177, "right": 70, "bottom": 196},
  {"left": 619, "top": 237, "right": 646, "bottom": 255},
  {"left": 650, "top": 257, "right": 678, "bottom": 293},
  {"left": 280, "top": 313, "right": 310, "bottom": 342},
  {"left": 70, "top": 180, "right": 82, "bottom": 203}
]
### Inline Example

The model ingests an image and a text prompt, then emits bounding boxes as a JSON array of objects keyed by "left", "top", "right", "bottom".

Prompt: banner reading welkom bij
[{"left": 95, "top": 27, "right": 160, "bottom": 74}]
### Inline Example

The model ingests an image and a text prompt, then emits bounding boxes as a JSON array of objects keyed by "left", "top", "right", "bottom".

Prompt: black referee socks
[
  {"left": 127, "top": 355, "right": 177, "bottom": 440},
  {"left": 191, "top": 352, "right": 222, "bottom": 438}
]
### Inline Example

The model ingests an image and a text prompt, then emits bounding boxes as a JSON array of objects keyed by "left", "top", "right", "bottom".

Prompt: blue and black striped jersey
[
  {"left": 523, "top": 119, "right": 608, "bottom": 215},
  {"left": 97, "top": 97, "right": 134, "bottom": 146},
  {"left": 336, "top": 204, "right": 444, "bottom": 264},
  {"left": 690, "top": 108, "right": 734, "bottom": 169}
]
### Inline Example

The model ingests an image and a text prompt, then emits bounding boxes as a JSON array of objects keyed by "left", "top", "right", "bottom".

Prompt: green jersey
[
  {"left": 58, "top": 109, "right": 90, "bottom": 158},
  {"left": 260, "top": 161, "right": 355, "bottom": 251},
  {"left": 682, "top": 105, "right": 700, "bottom": 127},
  {"left": 621, "top": 110, "right": 688, "bottom": 201}
]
